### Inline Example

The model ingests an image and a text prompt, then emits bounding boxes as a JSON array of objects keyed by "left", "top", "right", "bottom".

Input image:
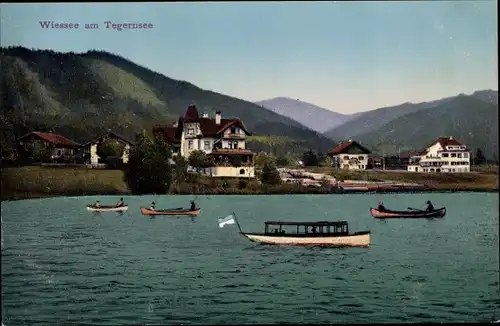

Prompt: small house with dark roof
[
  {"left": 153, "top": 104, "right": 255, "bottom": 178},
  {"left": 81, "top": 131, "right": 134, "bottom": 166},
  {"left": 328, "top": 139, "right": 372, "bottom": 170},
  {"left": 17, "top": 131, "right": 81, "bottom": 162},
  {"left": 407, "top": 136, "right": 470, "bottom": 173}
]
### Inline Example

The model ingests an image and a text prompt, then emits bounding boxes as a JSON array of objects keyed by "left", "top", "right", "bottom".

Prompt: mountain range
[
  {"left": 0, "top": 46, "right": 497, "bottom": 160},
  {"left": 0, "top": 46, "right": 335, "bottom": 156},
  {"left": 353, "top": 94, "right": 498, "bottom": 159},
  {"left": 255, "top": 97, "right": 362, "bottom": 133}
]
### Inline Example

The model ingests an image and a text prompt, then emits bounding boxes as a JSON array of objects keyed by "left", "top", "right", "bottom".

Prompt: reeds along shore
[{"left": 1, "top": 165, "right": 498, "bottom": 201}]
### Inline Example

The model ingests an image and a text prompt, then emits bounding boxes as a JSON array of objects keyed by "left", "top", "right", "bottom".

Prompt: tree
[
  {"left": 474, "top": 148, "right": 486, "bottom": 165},
  {"left": 187, "top": 150, "right": 213, "bottom": 172},
  {"left": 171, "top": 155, "right": 188, "bottom": 192},
  {"left": 260, "top": 160, "right": 281, "bottom": 185},
  {"left": 254, "top": 153, "right": 275, "bottom": 170},
  {"left": 96, "top": 138, "right": 125, "bottom": 161},
  {"left": 301, "top": 150, "right": 318, "bottom": 167},
  {"left": 24, "top": 141, "right": 52, "bottom": 162},
  {"left": 322, "top": 155, "right": 333, "bottom": 167},
  {"left": 276, "top": 155, "right": 290, "bottom": 167},
  {"left": 123, "top": 130, "right": 173, "bottom": 195}
]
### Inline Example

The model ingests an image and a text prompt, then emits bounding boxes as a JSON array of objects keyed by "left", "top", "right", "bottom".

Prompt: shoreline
[
  {"left": 2, "top": 165, "right": 498, "bottom": 202},
  {"left": 2, "top": 187, "right": 498, "bottom": 202}
]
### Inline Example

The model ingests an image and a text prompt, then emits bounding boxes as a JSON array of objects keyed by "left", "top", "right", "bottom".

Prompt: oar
[{"left": 407, "top": 207, "right": 423, "bottom": 211}]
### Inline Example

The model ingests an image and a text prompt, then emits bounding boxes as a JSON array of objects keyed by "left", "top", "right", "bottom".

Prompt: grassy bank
[
  {"left": 1, "top": 165, "right": 498, "bottom": 201},
  {"left": 305, "top": 167, "right": 499, "bottom": 192},
  {"left": 1, "top": 166, "right": 130, "bottom": 201}
]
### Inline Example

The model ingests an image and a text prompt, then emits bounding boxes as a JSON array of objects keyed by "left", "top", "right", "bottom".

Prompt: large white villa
[
  {"left": 407, "top": 136, "right": 471, "bottom": 173},
  {"left": 153, "top": 104, "right": 255, "bottom": 178}
]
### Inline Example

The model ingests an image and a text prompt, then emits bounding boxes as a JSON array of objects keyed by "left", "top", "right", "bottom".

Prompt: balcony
[
  {"left": 419, "top": 161, "right": 445, "bottom": 167},
  {"left": 223, "top": 133, "right": 246, "bottom": 139},
  {"left": 212, "top": 148, "right": 253, "bottom": 154}
]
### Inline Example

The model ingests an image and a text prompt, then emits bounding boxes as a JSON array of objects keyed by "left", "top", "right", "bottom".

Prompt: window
[
  {"left": 358, "top": 156, "right": 364, "bottom": 161},
  {"left": 463, "top": 153, "right": 469, "bottom": 158},
  {"left": 188, "top": 140, "right": 193, "bottom": 149},
  {"left": 230, "top": 127, "right": 237, "bottom": 134},
  {"left": 451, "top": 153, "right": 456, "bottom": 158},
  {"left": 187, "top": 128, "right": 194, "bottom": 135},
  {"left": 442, "top": 153, "right": 449, "bottom": 157},
  {"left": 457, "top": 153, "right": 462, "bottom": 158},
  {"left": 239, "top": 168, "right": 245, "bottom": 175},
  {"left": 344, "top": 156, "right": 349, "bottom": 160},
  {"left": 57, "top": 150, "right": 62, "bottom": 156},
  {"left": 204, "top": 141, "right": 210, "bottom": 150}
]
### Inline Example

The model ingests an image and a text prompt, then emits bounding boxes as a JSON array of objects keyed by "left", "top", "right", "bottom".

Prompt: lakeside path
[{"left": 1, "top": 166, "right": 498, "bottom": 201}]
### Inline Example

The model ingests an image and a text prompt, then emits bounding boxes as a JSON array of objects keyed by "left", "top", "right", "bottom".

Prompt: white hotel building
[{"left": 407, "top": 136, "right": 471, "bottom": 173}]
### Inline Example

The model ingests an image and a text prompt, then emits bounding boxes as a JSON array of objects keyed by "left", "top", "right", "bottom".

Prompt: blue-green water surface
[{"left": 1, "top": 193, "right": 499, "bottom": 324}]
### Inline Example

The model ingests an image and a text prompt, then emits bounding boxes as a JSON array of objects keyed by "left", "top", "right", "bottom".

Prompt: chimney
[
  {"left": 215, "top": 111, "right": 221, "bottom": 125},
  {"left": 449, "top": 136, "right": 453, "bottom": 140},
  {"left": 202, "top": 113, "right": 209, "bottom": 118}
]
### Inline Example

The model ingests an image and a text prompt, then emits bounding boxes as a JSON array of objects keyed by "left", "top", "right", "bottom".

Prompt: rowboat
[
  {"left": 86, "top": 205, "right": 129, "bottom": 212},
  {"left": 140, "top": 207, "right": 201, "bottom": 216},
  {"left": 218, "top": 214, "right": 370, "bottom": 247},
  {"left": 370, "top": 206, "right": 446, "bottom": 219}
]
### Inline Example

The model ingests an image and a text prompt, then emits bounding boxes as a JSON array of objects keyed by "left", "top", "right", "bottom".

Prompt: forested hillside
[{"left": 0, "top": 46, "right": 335, "bottom": 156}]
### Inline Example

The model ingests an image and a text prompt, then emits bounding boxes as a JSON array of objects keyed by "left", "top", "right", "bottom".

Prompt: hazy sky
[{"left": 1, "top": 2, "right": 497, "bottom": 113}]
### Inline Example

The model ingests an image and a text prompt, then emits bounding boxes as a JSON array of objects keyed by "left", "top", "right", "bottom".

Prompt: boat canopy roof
[{"left": 264, "top": 221, "right": 348, "bottom": 226}]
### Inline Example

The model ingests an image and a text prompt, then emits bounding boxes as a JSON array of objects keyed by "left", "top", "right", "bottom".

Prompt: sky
[{"left": 0, "top": 1, "right": 497, "bottom": 114}]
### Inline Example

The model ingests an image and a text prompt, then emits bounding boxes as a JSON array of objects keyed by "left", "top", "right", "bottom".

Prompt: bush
[{"left": 260, "top": 160, "right": 281, "bottom": 185}]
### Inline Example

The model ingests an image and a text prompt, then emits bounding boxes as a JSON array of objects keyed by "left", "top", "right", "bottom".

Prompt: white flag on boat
[{"left": 218, "top": 214, "right": 236, "bottom": 228}]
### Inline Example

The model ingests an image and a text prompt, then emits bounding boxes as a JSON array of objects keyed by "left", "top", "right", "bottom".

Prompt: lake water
[{"left": 1, "top": 193, "right": 499, "bottom": 324}]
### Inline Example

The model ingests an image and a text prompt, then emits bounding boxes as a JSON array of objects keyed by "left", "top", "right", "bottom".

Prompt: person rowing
[
  {"left": 116, "top": 197, "right": 125, "bottom": 207},
  {"left": 190, "top": 200, "right": 196, "bottom": 211},
  {"left": 425, "top": 200, "right": 434, "bottom": 212},
  {"left": 94, "top": 200, "right": 100, "bottom": 208},
  {"left": 150, "top": 201, "right": 156, "bottom": 211},
  {"left": 377, "top": 201, "right": 386, "bottom": 212}
]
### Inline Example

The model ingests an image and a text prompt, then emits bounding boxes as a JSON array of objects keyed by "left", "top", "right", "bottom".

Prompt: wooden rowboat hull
[
  {"left": 370, "top": 207, "right": 446, "bottom": 219},
  {"left": 140, "top": 207, "right": 201, "bottom": 216},
  {"left": 242, "top": 231, "right": 370, "bottom": 247},
  {"left": 86, "top": 205, "right": 129, "bottom": 212}
]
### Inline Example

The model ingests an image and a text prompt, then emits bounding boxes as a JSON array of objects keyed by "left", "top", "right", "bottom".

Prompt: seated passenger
[
  {"left": 116, "top": 197, "right": 124, "bottom": 207},
  {"left": 425, "top": 200, "right": 434, "bottom": 212},
  {"left": 94, "top": 200, "right": 100, "bottom": 208},
  {"left": 377, "top": 201, "right": 386, "bottom": 211},
  {"left": 150, "top": 201, "right": 156, "bottom": 211}
]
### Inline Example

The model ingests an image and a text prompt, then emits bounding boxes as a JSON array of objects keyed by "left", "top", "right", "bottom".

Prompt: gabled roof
[
  {"left": 430, "top": 136, "right": 466, "bottom": 149},
  {"left": 155, "top": 105, "right": 251, "bottom": 140},
  {"left": 82, "top": 131, "right": 134, "bottom": 147},
  {"left": 198, "top": 118, "right": 251, "bottom": 137},
  {"left": 399, "top": 151, "right": 419, "bottom": 159},
  {"left": 18, "top": 131, "right": 81, "bottom": 147},
  {"left": 328, "top": 140, "right": 371, "bottom": 155},
  {"left": 153, "top": 125, "right": 182, "bottom": 144},
  {"left": 421, "top": 136, "right": 468, "bottom": 155}
]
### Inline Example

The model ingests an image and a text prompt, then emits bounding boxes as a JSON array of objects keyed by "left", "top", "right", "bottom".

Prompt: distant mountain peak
[{"left": 255, "top": 97, "right": 361, "bottom": 133}]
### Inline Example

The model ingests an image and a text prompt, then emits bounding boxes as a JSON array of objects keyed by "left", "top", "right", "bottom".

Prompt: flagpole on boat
[{"left": 232, "top": 212, "right": 244, "bottom": 234}]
